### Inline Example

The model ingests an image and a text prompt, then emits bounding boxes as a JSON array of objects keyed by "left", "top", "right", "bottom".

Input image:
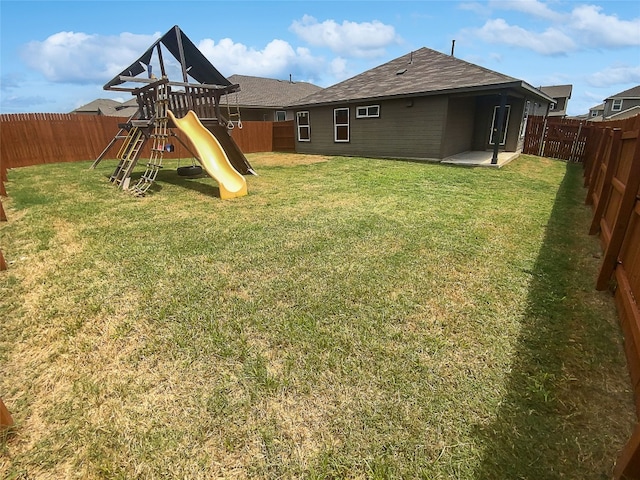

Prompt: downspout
[{"left": 492, "top": 91, "right": 507, "bottom": 164}]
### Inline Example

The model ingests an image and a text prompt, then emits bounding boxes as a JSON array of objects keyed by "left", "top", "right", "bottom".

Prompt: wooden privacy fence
[
  {"left": 0, "top": 113, "right": 295, "bottom": 173},
  {"left": 523, "top": 115, "right": 592, "bottom": 162},
  {"left": 581, "top": 114, "right": 640, "bottom": 478}
]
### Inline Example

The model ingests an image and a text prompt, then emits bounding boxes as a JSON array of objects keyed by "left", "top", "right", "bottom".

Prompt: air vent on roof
[{"left": 396, "top": 68, "right": 407, "bottom": 75}]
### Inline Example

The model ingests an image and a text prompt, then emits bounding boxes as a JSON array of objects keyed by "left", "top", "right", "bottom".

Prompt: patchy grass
[{"left": 0, "top": 153, "right": 635, "bottom": 479}]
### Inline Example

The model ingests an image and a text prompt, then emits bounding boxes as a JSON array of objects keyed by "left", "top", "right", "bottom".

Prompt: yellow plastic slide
[{"left": 167, "top": 110, "right": 247, "bottom": 199}]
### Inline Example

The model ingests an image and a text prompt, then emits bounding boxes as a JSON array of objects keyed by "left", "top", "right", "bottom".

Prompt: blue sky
[{"left": 1, "top": 0, "right": 639, "bottom": 116}]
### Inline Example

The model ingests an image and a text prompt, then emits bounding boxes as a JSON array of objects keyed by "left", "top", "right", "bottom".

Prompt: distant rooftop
[
  {"left": 71, "top": 98, "right": 138, "bottom": 117},
  {"left": 227, "top": 74, "right": 322, "bottom": 108}
]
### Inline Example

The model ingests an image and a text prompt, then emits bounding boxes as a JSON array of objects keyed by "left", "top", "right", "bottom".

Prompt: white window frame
[
  {"left": 334, "top": 108, "right": 350, "bottom": 143},
  {"left": 356, "top": 105, "right": 380, "bottom": 118},
  {"left": 275, "top": 110, "right": 286, "bottom": 122},
  {"left": 489, "top": 104, "right": 511, "bottom": 146},
  {"left": 297, "top": 111, "right": 310, "bottom": 142},
  {"left": 612, "top": 99, "right": 623, "bottom": 111}
]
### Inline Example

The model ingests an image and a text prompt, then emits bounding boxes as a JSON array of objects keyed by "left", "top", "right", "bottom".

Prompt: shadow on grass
[
  {"left": 135, "top": 169, "right": 221, "bottom": 198},
  {"left": 474, "top": 162, "right": 629, "bottom": 479}
]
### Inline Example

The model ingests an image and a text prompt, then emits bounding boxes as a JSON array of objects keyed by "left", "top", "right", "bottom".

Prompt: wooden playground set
[{"left": 91, "top": 25, "right": 255, "bottom": 198}]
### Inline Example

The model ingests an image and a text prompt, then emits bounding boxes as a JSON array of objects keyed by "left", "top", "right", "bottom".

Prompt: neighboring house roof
[
  {"left": 227, "top": 74, "right": 322, "bottom": 108},
  {"left": 104, "top": 25, "right": 231, "bottom": 90},
  {"left": 590, "top": 103, "right": 605, "bottom": 111},
  {"left": 606, "top": 85, "right": 640, "bottom": 100},
  {"left": 71, "top": 98, "right": 138, "bottom": 116},
  {"left": 539, "top": 84, "right": 572, "bottom": 100},
  {"left": 290, "top": 47, "right": 553, "bottom": 107}
]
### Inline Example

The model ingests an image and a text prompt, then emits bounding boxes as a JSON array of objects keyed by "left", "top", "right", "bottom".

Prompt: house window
[
  {"left": 591, "top": 111, "right": 598, "bottom": 117},
  {"left": 489, "top": 104, "right": 511, "bottom": 146},
  {"left": 275, "top": 110, "right": 286, "bottom": 121},
  {"left": 549, "top": 102, "right": 556, "bottom": 111},
  {"left": 356, "top": 105, "right": 380, "bottom": 118},
  {"left": 297, "top": 111, "right": 310, "bottom": 142},
  {"left": 334, "top": 108, "right": 349, "bottom": 142},
  {"left": 612, "top": 99, "right": 623, "bottom": 111}
]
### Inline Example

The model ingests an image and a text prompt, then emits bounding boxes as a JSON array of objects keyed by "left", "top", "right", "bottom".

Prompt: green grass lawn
[{"left": 0, "top": 153, "right": 635, "bottom": 479}]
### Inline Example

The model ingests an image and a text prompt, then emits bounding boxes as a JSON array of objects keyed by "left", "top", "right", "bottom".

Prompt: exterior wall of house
[
  {"left": 473, "top": 95, "right": 528, "bottom": 152},
  {"left": 294, "top": 96, "right": 449, "bottom": 160},
  {"left": 530, "top": 102, "right": 548, "bottom": 117},
  {"left": 548, "top": 96, "right": 568, "bottom": 116},
  {"left": 604, "top": 98, "right": 640, "bottom": 118},
  {"left": 441, "top": 96, "right": 476, "bottom": 158},
  {"left": 239, "top": 108, "right": 296, "bottom": 122}
]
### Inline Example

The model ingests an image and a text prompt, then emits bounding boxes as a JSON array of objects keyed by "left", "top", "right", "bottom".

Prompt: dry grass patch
[{"left": 0, "top": 153, "right": 635, "bottom": 479}]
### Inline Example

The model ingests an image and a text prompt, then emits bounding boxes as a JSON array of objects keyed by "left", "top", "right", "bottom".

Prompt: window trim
[
  {"left": 356, "top": 105, "right": 380, "bottom": 118},
  {"left": 297, "top": 111, "right": 310, "bottom": 142},
  {"left": 612, "top": 99, "right": 623, "bottom": 111},
  {"left": 334, "top": 107, "right": 350, "bottom": 143}
]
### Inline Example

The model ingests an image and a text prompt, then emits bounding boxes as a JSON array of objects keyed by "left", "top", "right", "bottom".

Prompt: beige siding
[{"left": 295, "top": 96, "right": 448, "bottom": 160}]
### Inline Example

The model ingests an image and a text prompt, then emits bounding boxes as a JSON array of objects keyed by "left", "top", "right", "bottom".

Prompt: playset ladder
[
  {"left": 90, "top": 110, "right": 139, "bottom": 170},
  {"left": 130, "top": 82, "right": 169, "bottom": 196},
  {"left": 109, "top": 126, "right": 146, "bottom": 190}
]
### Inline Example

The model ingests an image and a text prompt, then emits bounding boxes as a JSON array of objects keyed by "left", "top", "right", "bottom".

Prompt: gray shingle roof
[
  {"left": 607, "top": 85, "right": 640, "bottom": 100},
  {"left": 540, "top": 84, "right": 572, "bottom": 99},
  {"left": 71, "top": 98, "right": 138, "bottom": 116},
  {"left": 291, "top": 47, "right": 550, "bottom": 107},
  {"left": 227, "top": 74, "right": 322, "bottom": 108}
]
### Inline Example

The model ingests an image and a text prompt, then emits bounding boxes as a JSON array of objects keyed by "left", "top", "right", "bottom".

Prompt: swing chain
[{"left": 225, "top": 91, "right": 242, "bottom": 130}]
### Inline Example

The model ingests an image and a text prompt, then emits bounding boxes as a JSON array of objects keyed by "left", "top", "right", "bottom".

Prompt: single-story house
[
  {"left": 288, "top": 47, "right": 554, "bottom": 164},
  {"left": 226, "top": 74, "right": 322, "bottom": 122},
  {"left": 71, "top": 98, "right": 138, "bottom": 117}
]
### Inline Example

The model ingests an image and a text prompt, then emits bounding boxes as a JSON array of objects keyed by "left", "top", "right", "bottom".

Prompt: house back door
[{"left": 489, "top": 104, "right": 511, "bottom": 146}]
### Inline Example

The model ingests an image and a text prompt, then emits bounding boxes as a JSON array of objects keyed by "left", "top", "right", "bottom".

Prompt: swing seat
[{"left": 177, "top": 165, "right": 203, "bottom": 177}]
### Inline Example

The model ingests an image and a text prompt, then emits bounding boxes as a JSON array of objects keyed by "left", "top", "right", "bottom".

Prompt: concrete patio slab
[{"left": 441, "top": 150, "right": 520, "bottom": 168}]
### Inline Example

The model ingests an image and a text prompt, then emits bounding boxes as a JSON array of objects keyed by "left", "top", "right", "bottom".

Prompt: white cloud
[
  {"left": 289, "top": 15, "right": 400, "bottom": 58},
  {"left": 488, "top": 0, "right": 560, "bottom": 21},
  {"left": 569, "top": 5, "right": 640, "bottom": 48},
  {"left": 465, "top": 2, "right": 640, "bottom": 55},
  {"left": 587, "top": 64, "right": 640, "bottom": 87},
  {"left": 197, "top": 37, "right": 330, "bottom": 84},
  {"left": 458, "top": 2, "right": 490, "bottom": 16},
  {"left": 20, "top": 31, "right": 160, "bottom": 83},
  {"left": 470, "top": 18, "right": 576, "bottom": 55}
]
